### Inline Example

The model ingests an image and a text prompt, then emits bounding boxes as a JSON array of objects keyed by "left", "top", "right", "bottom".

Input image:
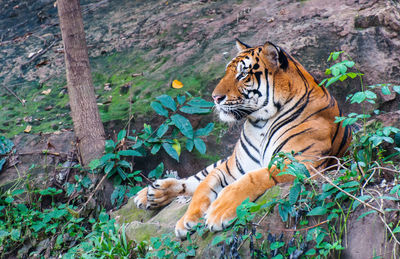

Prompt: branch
[
  {"left": 309, "top": 165, "right": 384, "bottom": 215},
  {"left": 1, "top": 84, "right": 25, "bottom": 106}
]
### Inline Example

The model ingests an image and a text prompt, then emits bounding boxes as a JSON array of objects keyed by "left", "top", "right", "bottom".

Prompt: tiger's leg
[
  {"left": 205, "top": 159, "right": 313, "bottom": 231},
  {"left": 134, "top": 158, "right": 228, "bottom": 209},
  {"left": 204, "top": 167, "right": 282, "bottom": 231},
  {"left": 175, "top": 155, "right": 242, "bottom": 238}
]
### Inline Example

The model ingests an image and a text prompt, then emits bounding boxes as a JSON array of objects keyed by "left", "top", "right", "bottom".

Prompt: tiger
[{"left": 134, "top": 39, "right": 352, "bottom": 238}]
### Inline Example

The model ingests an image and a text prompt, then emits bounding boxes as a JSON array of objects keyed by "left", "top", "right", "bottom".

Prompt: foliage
[
  {"left": 63, "top": 212, "right": 135, "bottom": 258},
  {"left": 88, "top": 91, "right": 214, "bottom": 207},
  {"left": 145, "top": 233, "right": 197, "bottom": 259},
  {"left": 0, "top": 135, "right": 14, "bottom": 172}
]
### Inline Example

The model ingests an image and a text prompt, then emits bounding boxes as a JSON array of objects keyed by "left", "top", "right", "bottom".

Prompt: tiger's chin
[{"left": 218, "top": 110, "right": 238, "bottom": 122}]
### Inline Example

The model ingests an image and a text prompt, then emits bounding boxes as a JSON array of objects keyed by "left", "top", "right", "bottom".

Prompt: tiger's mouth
[{"left": 217, "top": 105, "right": 254, "bottom": 121}]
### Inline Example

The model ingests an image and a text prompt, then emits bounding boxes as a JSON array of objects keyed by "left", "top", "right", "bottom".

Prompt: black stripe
[
  {"left": 263, "top": 91, "right": 311, "bottom": 159},
  {"left": 272, "top": 128, "right": 312, "bottom": 156},
  {"left": 210, "top": 188, "right": 218, "bottom": 198},
  {"left": 337, "top": 125, "right": 350, "bottom": 155},
  {"left": 242, "top": 131, "right": 259, "bottom": 152},
  {"left": 194, "top": 175, "right": 201, "bottom": 181},
  {"left": 214, "top": 170, "right": 226, "bottom": 187},
  {"left": 225, "top": 163, "right": 237, "bottom": 180},
  {"left": 264, "top": 69, "right": 269, "bottom": 105},
  {"left": 240, "top": 137, "right": 259, "bottom": 164},
  {"left": 297, "top": 143, "right": 314, "bottom": 155},
  {"left": 254, "top": 71, "right": 262, "bottom": 89},
  {"left": 235, "top": 154, "right": 245, "bottom": 175},
  {"left": 201, "top": 169, "right": 208, "bottom": 177},
  {"left": 216, "top": 169, "right": 229, "bottom": 187},
  {"left": 274, "top": 101, "right": 333, "bottom": 145}
]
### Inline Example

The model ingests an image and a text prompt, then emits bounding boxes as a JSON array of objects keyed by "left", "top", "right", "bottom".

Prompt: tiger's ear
[
  {"left": 235, "top": 38, "right": 251, "bottom": 52},
  {"left": 262, "top": 42, "right": 289, "bottom": 70}
]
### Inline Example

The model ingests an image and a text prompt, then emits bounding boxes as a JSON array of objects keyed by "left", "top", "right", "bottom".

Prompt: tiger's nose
[{"left": 212, "top": 95, "right": 226, "bottom": 104}]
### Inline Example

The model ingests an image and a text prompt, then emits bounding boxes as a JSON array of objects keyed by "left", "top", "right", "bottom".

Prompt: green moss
[{"left": 1, "top": 44, "right": 225, "bottom": 137}]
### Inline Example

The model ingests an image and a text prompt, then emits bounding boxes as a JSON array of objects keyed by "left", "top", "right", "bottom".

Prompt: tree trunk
[{"left": 57, "top": 0, "right": 105, "bottom": 166}]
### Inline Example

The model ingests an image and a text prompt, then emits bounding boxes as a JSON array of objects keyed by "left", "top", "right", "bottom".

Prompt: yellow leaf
[
  {"left": 171, "top": 79, "right": 183, "bottom": 89},
  {"left": 172, "top": 139, "right": 181, "bottom": 156},
  {"left": 24, "top": 125, "right": 32, "bottom": 133},
  {"left": 41, "top": 89, "right": 52, "bottom": 95}
]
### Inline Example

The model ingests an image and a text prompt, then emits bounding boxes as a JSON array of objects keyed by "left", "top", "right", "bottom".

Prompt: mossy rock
[{"left": 112, "top": 183, "right": 291, "bottom": 257}]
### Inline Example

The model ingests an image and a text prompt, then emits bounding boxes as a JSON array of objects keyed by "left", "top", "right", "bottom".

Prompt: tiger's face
[{"left": 212, "top": 40, "right": 290, "bottom": 122}]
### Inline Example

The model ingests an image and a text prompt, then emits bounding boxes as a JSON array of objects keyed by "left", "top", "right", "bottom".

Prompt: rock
[
  {"left": 112, "top": 184, "right": 285, "bottom": 257},
  {"left": 0, "top": 131, "right": 75, "bottom": 191}
]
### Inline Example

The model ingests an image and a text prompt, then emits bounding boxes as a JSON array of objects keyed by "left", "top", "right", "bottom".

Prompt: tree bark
[{"left": 57, "top": 0, "right": 105, "bottom": 166}]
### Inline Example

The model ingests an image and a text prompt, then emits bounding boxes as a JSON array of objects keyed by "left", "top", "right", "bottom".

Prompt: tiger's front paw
[
  {"left": 205, "top": 186, "right": 243, "bottom": 232},
  {"left": 134, "top": 178, "right": 184, "bottom": 210},
  {"left": 175, "top": 208, "right": 202, "bottom": 239}
]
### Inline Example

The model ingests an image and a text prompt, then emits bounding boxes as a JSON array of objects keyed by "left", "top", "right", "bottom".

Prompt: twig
[
  {"left": 309, "top": 165, "right": 384, "bottom": 215},
  {"left": 367, "top": 166, "right": 400, "bottom": 174},
  {"left": 1, "top": 84, "right": 25, "bottom": 106},
  {"left": 22, "top": 40, "right": 57, "bottom": 66},
  {"left": 77, "top": 173, "right": 108, "bottom": 214},
  {"left": 18, "top": 150, "right": 67, "bottom": 157},
  {"left": 273, "top": 220, "right": 329, "bottom": 232}
]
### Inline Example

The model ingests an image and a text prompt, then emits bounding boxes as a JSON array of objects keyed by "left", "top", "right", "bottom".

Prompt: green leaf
[
  {"left": 171, "top": 114, "right": 193, "bottom": 138},
  {"left": 148, "top": 163, "right": 164, "bottom": 179},
  {"left": 364, "top": 90, "right": 377, "bottom": 99},
  {"left": 377, "top": 196, "right": 399, "bottom": 201},
  {"left": 186, "top": 139, "right": 194, "bottom": 152},
  {"left": 393, "top": 226, "right": 400, "bottom": 234},
  {"left": 194, "top": 138, "right": 206, "bottom": 154},
  {"left": 151, "top": 101, "right": 169, "bottom": 117},
  {"left": 381, "top": 85, "right": 391, "bottom": 95},
  {"left": 307, "top": 206, "right": 328, "bottom": 216},
  {"left": 89, "top": 159, "right": 101, "bottom": 170},
  {"left": 99, "top": 212, "right": 109, "bottom": 223},
  {"left": 151, "top": 144, "right": 162, "bottom": 154},
  {"left": 100, "top": 153, "right": 116, "bottom": 164},
  {"left": 347, "top": 72, "right": 358, "bottom": 79},
  {"left": 162, "top": 143, "right": 179, "bottom": 161},
  {"left": 156, "top": 94, "right": 177, "bottom": 111},
  {"left": 0, "top": 159, "right": 5, "bottom": 172},
  {"left": 0, "top": 230, "right": 9, "bottom": 238},
  {"left": 195, "top": 123, "right": 214, "bottom": 136},
  {"left": 177, "top": 95, "right": 186, "bottom": 105},
  {"left": 352, "top": 195, "right": 371, "bottom": 210},
  {"left": 5, "top": 196, "right": 14, "bottom": 203},
  {"left": 289, "top": 183, "right": 301, "bottom": 205},
  {"left": 305, "top": 249, "right": 316, "bottom": 256},
  {"left": 180, "top": 106, "right": 210, "bottom": 114},
  {"left": 105, "top": 139, "right": 116, "bottom": 152},
  {"left": 12, "top": 189, "right": 25, "bottom": 196},
  {"left": 118, "top": 149, "right": 143, "bottom": 157},
  {"left": 343, "top": 60, "right": 355, "bottom": 68},
  {"left": 105, "top": 161, "right": 115, "bottom": 174},
  {"left": 270, "top": 241, "right": 285, "bottom": 250},
  {"left": 357, "top": 210, "right": 376, "bottom": 221},
  {"left": 156, "top": 124, "right": 169, "bottom": 138},
  {"left": 117, "top": 130, "right": 126, "bottom": 142},
  {"left": 118, "top": 160, "right": 132, "bottom": 171},
  {"left": 331, "top": 51, "right": 342, "bottom": 61},
  {"left": 393, "top": 85, "right": 400, "bottom": 94},
  {"left": 211, "top": 234, "right": 225, "bottom": 246},
  {"left": 10, "top": 229, "right": 21, "bottom": 241},
  {"left": 350, "top": 92, "right": 366, "bottom": 103},
  {"left": 187, "top": 97, "right": 214, "bottom": 107}
]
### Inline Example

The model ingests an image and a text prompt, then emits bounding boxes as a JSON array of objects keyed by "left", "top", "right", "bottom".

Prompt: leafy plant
[{"left": 0, "top": 135, "right": 14, "bottom": 172}]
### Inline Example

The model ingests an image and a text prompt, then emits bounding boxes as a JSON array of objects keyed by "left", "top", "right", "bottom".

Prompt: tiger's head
[{"left": 213, "top": 39, "right": 304, "bottom": 122}]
